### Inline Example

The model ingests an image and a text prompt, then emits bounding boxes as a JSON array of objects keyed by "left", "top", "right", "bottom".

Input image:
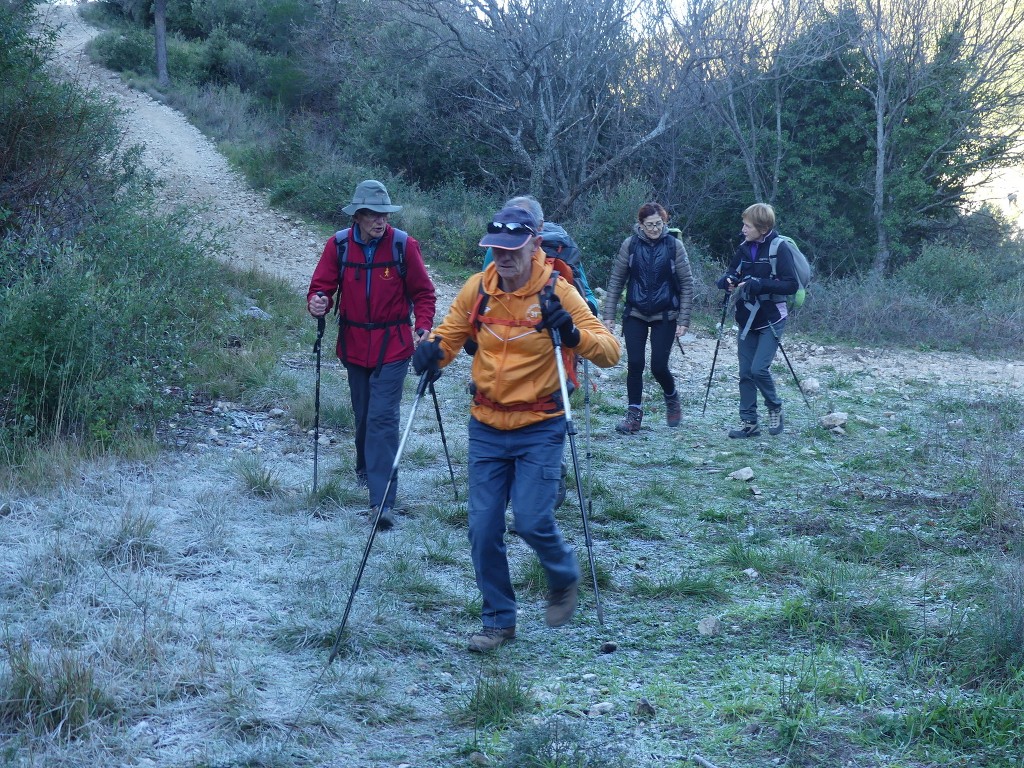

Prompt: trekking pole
[
  {"left": 675, "top": 336, "right": 685, "bottom": 357},
  {"left": 429, "top": 380, "right": 458, "bottom": 500},
  {"left": 547, "top": 315, "right": 604, "bottom": 626},
  {"left": 326, "top": 370, "right": 432, "bottom": 664},
  {"left": 312, "top": 292, "right": 327, "bottom": 493},
  {"left": 701, "top": 292, "right": 731, "bottom": 416},
  {"left": 766, "top": 321, "right": 812, "bottom": 410},
  {"left": 583, "top": 359, "right": 593, "bottom": 515}
]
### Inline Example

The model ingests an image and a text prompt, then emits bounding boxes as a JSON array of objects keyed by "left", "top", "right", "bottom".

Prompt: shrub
[
  {"left": 88, "top": 26, "right": 154, "bottom": 75},
  {"left": 574, "top": 177, "right": 653, "bottom": 288},
  {"left": 896, "top": 242, "right": 997, "bottom": 304}
]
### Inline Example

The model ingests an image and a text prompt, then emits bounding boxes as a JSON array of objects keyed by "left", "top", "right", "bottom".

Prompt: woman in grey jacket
[{"left": 601, "top": 202, "right": 694, "bottom": 434}]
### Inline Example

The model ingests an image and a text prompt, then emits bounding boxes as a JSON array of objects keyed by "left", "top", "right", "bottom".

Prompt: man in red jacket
[{"left": 307, "top": 180, "right": 436, "bottom": 530}]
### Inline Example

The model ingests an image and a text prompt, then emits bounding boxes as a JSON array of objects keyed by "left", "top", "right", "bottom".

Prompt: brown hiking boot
[
  {"left": 468, "top": 626, "right": 516, "bottom": 652},
  {"left": 665, "top": 391, "right": 682, "bottom": 428},
  {"left": 546, "top": 581, "right": 578, "bottom": 627},
  {"left": 615, "top": 406, "right": 643, "bottom": 435},
  {"left": 768, "top": 408, "right": 784, "bottom": 435}
]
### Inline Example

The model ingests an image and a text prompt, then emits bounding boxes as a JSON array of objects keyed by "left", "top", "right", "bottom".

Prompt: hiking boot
[
  {"left": 664, "top": 391, "right": 682, "bottom": 428},
  {"left": 468, "top": 626, "right": 516, "bottom": 652},
  {"left": 373, "top": 506, "right": 395, "bottom": 532},
  {"left": 728, "top": 421, "right": 761, "bottom": 439},
  {"left": 768, "top": 408, "right": 784, "bottom": 436},
  {"left": 546, "top": 581, "right": 579, "bottom": 627},
  {"left": 615, "top": 406, "right": 643, "bottom": 435}
]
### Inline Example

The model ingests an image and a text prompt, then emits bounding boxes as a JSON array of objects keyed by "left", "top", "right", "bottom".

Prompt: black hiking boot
[{"left": 728, "top": 421, "right": 761, "bottom": 439}]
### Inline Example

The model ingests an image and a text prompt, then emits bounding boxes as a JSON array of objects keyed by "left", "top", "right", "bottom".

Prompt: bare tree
[
  {"left": 840, "top": 0, "right": 1024, "bottom": 272},
  {"left": 386, "top": 0, "right": 692, "bottom": 218},
  {"left": 154, "top": 0, "right": 169, "bottom": 87},
  {"left": 666, "top": 0, "right": 838, "bottom": 205}
]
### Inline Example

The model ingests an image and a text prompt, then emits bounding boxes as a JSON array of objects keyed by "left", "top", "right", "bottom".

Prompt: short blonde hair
[{"left": 743, "top": 203, "right": 776, "bottom": 233}]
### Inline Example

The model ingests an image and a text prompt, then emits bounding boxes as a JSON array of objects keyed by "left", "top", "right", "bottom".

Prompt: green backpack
[{"left": 762, "top": 235, "right": 811, "bottom": 308}]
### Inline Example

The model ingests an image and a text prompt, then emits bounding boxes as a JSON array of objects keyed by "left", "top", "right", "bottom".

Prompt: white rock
[
  {"left": 588, "top": 701, "right": 614, "bottom": 716},
  {"left": 802, "top": 377, "right": 820, "bottom": 394},
  {"left": 820, "top": 412, "right": 848, "bottom": 428},
  {"left": 697, "top": 616, "right": 722, "bottom": 636},
  {"left": 728, "top": 467, "right": 754, "bottom": 481},
  {"left": 743, "top": 568, "right": 760, "bottom": 580}
]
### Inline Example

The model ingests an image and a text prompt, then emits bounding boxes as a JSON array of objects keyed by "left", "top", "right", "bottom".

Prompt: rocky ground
[{"left": 7, "top": 5, "right": 1020, "bottom": 767}]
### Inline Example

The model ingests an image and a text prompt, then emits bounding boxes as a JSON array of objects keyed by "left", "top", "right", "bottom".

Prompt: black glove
[
  {"left": 740, "top": 277, "right": 763, "bottom": 301},
  {"left": 537, "top": 293, "right": 581, "bottom": 348},
  {"left": 724, "top": 272, "right": 741, "bottom": 287},
  {"left": 413, "top": 336, "right": 444, "bottom": 382}
]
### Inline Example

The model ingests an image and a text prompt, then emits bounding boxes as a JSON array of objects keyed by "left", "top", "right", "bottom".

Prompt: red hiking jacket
[{"left": 307, "top": 226, "right": 436, "bottom": 369}]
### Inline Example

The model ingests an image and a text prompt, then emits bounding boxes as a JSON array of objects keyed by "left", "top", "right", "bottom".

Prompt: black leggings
[{"left": 622, "top": 315, "right": 676, "bottom": 406}]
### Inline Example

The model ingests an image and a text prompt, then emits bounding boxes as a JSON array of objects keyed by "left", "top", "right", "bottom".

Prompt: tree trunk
[{"left": 154, "top": 0, "right": 169, "bottom": 87}]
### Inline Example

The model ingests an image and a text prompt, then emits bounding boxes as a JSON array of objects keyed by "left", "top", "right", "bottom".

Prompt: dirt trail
[
  {"left": 47, "top": 1, "right": 322, "bottom": 290},
  {"left": 44, "top": 3, "right": 1024, "bottom": 395}
]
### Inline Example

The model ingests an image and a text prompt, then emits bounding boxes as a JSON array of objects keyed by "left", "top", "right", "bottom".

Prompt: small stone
[
  {"left": 581, "top": 673, "right": 598, "bottom": 682},
  {"left": 728, "top": 467, "right": 754, "bottom": 481},
  {"left": 469, "top": 752, "right": 490, "bottom": 766},
  {"left": 742, "top": 568, "right": 759, "bottom": 580},
  {"left": 820, "top": 412, "right": 848, "bottom": 428},
  {"left": 318, "top": 435, "right": 330, "bottom": 446},
  {"left": 600, "top": 641, "right": 618, "bottom": 654},
  {"left": 635, "top": 697, "right": 656, "bottom": 718},
  {"left": 269, "top": 408, "right": 285, "bottom": 418},
  {"left": 697, "top": 616, "right": 723, "bottom": 636},
  {"left": 588, "top": 701, "right": 614, "bottom": 716},
  {"left": 802, "top": 377, "right": 821, "bottom": 394}
]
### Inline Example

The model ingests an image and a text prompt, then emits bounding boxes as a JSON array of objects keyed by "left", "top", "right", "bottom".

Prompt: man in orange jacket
[{"left": 413, "top": 205, "right": 619, "bottom": 652}]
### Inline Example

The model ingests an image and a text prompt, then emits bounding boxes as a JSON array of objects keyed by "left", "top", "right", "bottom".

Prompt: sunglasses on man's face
[{"left": 487, "top": 221, "right": 536, "bottom": 235}]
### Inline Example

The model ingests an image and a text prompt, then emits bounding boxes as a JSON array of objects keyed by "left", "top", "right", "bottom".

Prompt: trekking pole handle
[{"left": 314, "top": 292, "right": 327, "bottom": 349}]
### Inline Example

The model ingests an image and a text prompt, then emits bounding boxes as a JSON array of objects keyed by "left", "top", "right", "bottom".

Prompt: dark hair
[{"left": 637, "top": 202, "right": 669, "bottom": 223}]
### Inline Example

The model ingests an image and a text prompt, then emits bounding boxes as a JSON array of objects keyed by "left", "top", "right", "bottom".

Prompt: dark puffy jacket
[
  {"left": 626, "top": 231, "right": 679, "bottom": 316},
  {"left": 601, "top": 227, "right": 694, "bottom": 328}
]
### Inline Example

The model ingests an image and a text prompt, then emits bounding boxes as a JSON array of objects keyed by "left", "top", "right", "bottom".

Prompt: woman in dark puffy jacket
[{"left": 602, "top": 202, "right": 694, "bottom": 434}]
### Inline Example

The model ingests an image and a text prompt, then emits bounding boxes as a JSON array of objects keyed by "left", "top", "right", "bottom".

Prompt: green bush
[
  {"left": 573, "top": 177, "right": 653, "bottom": 287},
  {"left": 896, "top": 243, "right": 997, "bottom": 304},
  {"left": 88, "top": 27, "right": 154, "bottom": 75},
  {"left": 1, "top": 204, "right": 228, "bottom": 444},
  {"left": 791, "top": 271, "right": 1024, "bottom": 354}
]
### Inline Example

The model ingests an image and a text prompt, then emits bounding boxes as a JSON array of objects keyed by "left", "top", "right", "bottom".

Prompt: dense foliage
[
  {"left": 87, "top": 0, "right": 1024, "bottom": 279},
  {"left": 0, "top": 4, "right": 231, "bottom": 448}
]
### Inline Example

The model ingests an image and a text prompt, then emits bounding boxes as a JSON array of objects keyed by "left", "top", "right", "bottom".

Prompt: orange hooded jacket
[{"left": 431, "top": 250, "right": 620, "bottom": 431}]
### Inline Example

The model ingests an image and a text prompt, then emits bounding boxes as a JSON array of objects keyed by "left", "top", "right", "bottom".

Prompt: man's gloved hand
[
  {"left": 412, "top": 336, "right": 444, "bottom": 382},
  {"left": 537, "top": 293, "right": 581, "bottom": 348},
  {"left": 724, "top": 272, "right": 741, "bottom": 288}
]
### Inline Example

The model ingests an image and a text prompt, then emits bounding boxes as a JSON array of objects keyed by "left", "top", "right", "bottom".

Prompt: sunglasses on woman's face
[{"left": 487, "top": 221, "right": 536, "bottom": 235}]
